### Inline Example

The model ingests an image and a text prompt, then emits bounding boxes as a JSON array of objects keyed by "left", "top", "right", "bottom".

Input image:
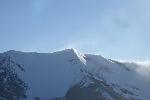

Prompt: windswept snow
[
  {"left": 2, "top": 49, "right": 86, "bottom": 99},
  {"left": 0, "top": 49, "right": 150, "bottom": 100}
]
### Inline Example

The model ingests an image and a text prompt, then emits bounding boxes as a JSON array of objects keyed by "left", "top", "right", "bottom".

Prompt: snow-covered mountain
[{"left": 0, "top": 49, "right": 150, "bottom": 100}]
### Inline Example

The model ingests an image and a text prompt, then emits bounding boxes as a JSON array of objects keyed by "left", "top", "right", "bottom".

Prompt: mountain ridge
[{"left": 0, "top": 49, "right": 150, "bottom": 100}]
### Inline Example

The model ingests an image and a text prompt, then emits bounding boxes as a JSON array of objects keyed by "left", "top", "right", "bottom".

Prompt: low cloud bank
[{"left": 121, "top": 61, "right": 150, "bottom": 77}]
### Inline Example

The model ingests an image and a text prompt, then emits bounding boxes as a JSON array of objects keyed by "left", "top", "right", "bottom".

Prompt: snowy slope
[
  {"left": 1, "top": 49, "right": 86, "bottom": 99},
  {"left": 0, "top": 49, "right": 150, "bottom": 100}
]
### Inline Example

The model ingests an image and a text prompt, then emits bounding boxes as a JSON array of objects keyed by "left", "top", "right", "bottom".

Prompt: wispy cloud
[
  {"left": 58, "top": 38, "right": 100, "bottom": 54},
  {"left": 122, "top": 60, "right": 150, "bottom": 77},
  {"left": 134, "top": 61, "right": 150, "bottom": 77}
]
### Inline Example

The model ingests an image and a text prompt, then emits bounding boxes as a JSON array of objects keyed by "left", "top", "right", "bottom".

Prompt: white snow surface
[{"left": 1, "top": 49, "right": 150, "bottom": 100}]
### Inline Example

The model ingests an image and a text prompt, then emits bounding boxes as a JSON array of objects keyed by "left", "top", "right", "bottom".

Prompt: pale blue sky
[{"left": 0, "top": 0, "right": 150, "bottom": 60}]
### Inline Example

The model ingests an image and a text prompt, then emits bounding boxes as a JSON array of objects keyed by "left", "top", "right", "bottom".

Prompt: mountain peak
[
  {"left": 59, "top": 48, "right": 76, "bottom": 53},
  {"left": 54, "top": 48, "right": 86, "bottom": 65},
  {"left": 0, "top": 49, "right": 150, "bottom": 100}
]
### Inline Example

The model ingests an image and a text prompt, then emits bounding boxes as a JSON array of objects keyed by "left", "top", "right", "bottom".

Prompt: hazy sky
[{"left": 0, "top": 0, "right": 150, "bottom": 60}]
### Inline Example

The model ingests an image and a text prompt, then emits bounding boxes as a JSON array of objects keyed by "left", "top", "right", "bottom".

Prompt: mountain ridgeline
[{"left": 0, "top": 49, "right": 150, "bottom": 100}]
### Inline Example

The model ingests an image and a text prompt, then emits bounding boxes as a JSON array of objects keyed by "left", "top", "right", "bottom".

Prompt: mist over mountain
[{"left": 0, "top": 49, "right": 150, "bottom": 100}]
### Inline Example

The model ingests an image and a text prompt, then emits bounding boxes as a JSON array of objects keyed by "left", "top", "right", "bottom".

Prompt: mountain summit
[{"left": 0, "top": 49, "right": 150, "bottom": 100}]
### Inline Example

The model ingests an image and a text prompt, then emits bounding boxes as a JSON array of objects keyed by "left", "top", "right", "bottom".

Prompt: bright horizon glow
[{"left": 0, "top": 0, "right": 150, "bottom": 61}]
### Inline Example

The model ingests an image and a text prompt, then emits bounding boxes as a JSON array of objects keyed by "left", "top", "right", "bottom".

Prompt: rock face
[
  {"left": 0, "top": 49, "right": 150, "bottom": 100},
  {"left": 0, "top": 56, "right": 28, "bottom": 100}
]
